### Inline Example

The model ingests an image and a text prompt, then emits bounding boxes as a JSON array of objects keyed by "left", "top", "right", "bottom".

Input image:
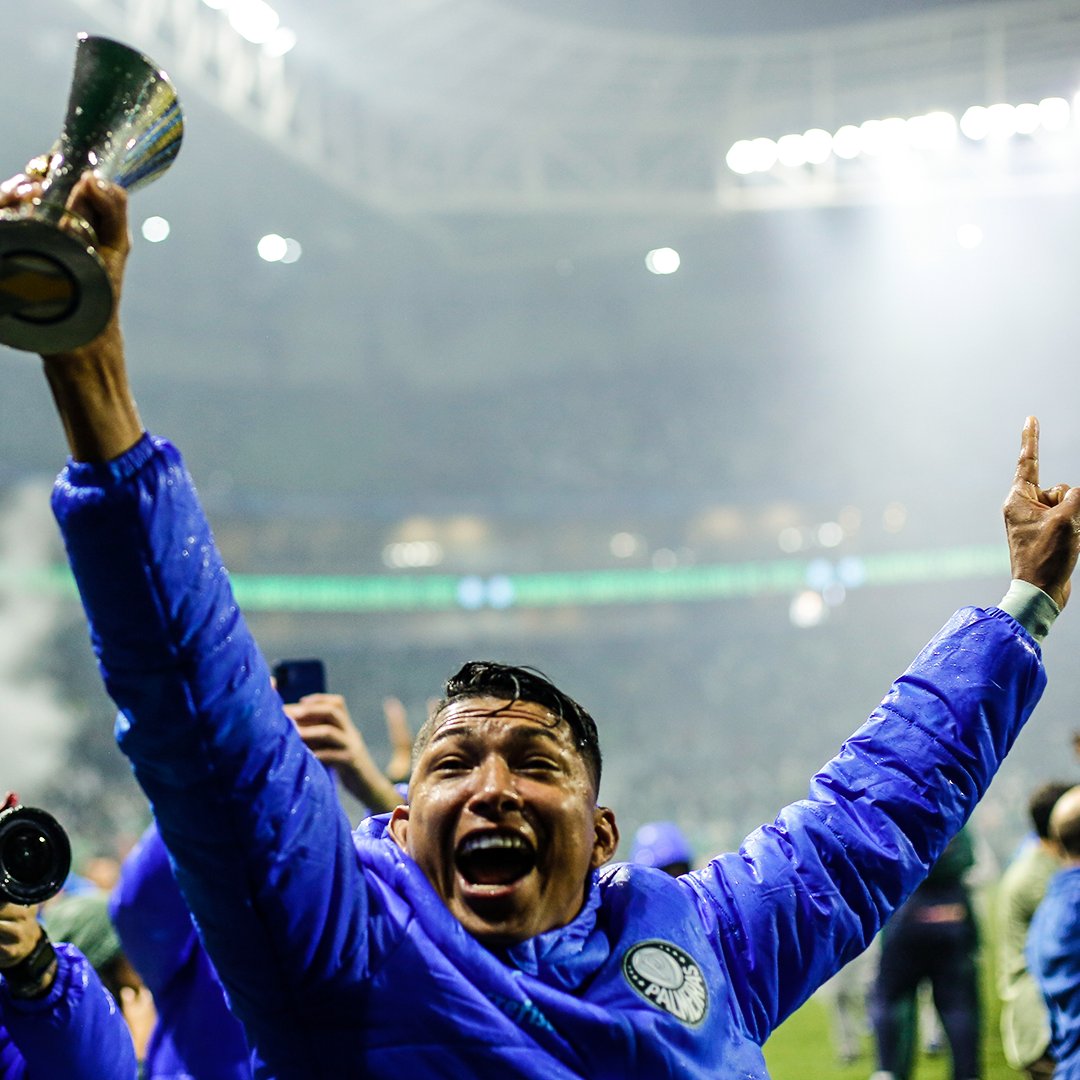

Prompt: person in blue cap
[
  {"left": 9, "top": 167, "right": 1080, "bottom": 1080},
  {"left": 629, "top": 821, "right": 694, "bottom": 877}
]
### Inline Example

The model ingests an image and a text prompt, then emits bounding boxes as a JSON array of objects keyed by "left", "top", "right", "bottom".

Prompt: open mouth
[{"left": 455, "top": 831, "right": 537, "bottom": 887}]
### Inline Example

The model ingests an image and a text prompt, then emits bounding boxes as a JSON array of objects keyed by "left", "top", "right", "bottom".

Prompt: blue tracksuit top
[
  {"left": 1028, "top": 866, "right": 1080, "bottom": 1078},
  {"left": 0, "top": 943, "right": 137, "bottom": 1079},
  {"left": 51, "top": 434, "right": 1046, "bottom": 1079}
]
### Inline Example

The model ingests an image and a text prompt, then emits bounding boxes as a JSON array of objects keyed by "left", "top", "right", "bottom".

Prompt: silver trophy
[{"left": 0, "top": 34, "right": 183, "bottom": 353}]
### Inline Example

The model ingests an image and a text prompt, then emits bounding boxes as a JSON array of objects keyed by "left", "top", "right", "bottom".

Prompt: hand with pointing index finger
[{"left": 1003, "top": 416, "right": 1080, "bottom": 610}]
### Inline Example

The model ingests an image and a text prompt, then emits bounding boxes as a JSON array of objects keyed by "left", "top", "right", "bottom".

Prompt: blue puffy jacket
[
  {"left": 0, "top": 943, "right": 137, "bottom": 1079},
  {"left": 52, "top": 434, "right": 1045, "bottom": 1079},
  {"left": 110, "top": 822, "right": 254, "bottom": 1078}
]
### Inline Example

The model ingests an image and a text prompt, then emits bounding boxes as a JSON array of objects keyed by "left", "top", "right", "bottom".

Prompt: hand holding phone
[{"left": 271, "top": 658, "right": 326, "bottom": 704}]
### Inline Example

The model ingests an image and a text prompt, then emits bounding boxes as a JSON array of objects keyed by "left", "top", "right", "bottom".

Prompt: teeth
[{"left": 459, "top": 834, "right": 529, "bottom": 856}]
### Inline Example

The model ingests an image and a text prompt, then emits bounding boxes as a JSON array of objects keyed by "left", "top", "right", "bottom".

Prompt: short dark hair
[
  {"left": 414, "top": 662, "right": 602, "bottom": 792},
  {"left": 1030, "top": 781, "right": 1073, "bottom": 840}
]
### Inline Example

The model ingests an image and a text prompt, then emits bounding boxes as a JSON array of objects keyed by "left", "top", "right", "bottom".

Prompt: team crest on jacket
[{"left": 622, "top": 940, "right": 708, "bottom": 1025}]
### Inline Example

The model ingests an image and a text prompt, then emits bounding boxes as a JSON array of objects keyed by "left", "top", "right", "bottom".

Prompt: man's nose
[{"left": 468, "top": 755, "right": 521, "bottom": 815}]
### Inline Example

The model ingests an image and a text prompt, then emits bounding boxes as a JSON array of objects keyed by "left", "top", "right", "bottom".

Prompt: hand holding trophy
[{"left": 0, "top": 33, "right": 183, "bottom": 353}]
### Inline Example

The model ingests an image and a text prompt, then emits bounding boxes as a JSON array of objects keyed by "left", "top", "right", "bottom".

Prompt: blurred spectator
[
  {"left": 997, "top": 781, "right": 1072, "bottom": 1079},
  {"left": 1028, "top": 785, "right": 1080, "bottom": 1079},
  {"left": 283, "top": 692, "right": 409, "bottom": 814},
  {"left": 816, "top": 946, "right": 876, "bottom": 1066},
  {"left": 629, "top": 820, "right": 694, "bottom": 876},
  {"left": 0, "top": 899, "right": 137, "bottom": 1078},
  {"left": 111, "top": 823, "right": 254, "bottom": 1079},
  {"left": 869, "top": 827, "right": 981, "bottom": 1080},
  {"left": 43, "top": 891, "right": 154, "bottom": 1061}
]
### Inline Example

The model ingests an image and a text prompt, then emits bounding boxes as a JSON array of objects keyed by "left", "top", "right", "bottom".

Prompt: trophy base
[{"left": 0, "top": 209, "right": 113, "bottom": 353}]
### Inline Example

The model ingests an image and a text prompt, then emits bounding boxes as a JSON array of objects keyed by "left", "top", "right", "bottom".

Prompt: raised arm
[
  {"left": 688, "top": 417, "right": 1080, "bottom": 1041},
  {"left": 8, "top": 170, "right": 372, "bottom": 1050}
]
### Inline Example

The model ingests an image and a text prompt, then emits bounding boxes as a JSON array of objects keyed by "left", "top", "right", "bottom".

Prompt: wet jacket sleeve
[
  {"left": 109, "top": 821, "right": 197, "bottom": 997},
  {"left": 684, "top": 606, "right": 1045, "bottom": 1042},
  {"left": 0, "top": 943, "right": 137, "bottom": 1079},
  {"left": 51, "top": 435, "right": 369, "bottom": 1035}
]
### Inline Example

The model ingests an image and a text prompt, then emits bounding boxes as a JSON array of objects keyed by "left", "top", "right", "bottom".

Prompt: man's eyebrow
[{"left": 426, "top": 720, "right": 565, "bottom": 749}]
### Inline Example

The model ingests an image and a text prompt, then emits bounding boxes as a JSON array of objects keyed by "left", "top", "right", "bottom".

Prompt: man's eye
[
  {"left": 432, "top": 756, "right": 469, "bottom": 772},
  {"left": 521, "top": 757, "right": 559, "bottom": 772}
]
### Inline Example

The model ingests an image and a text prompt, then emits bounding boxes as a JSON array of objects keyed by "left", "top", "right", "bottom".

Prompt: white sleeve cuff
[{"left": 997, "top": 579, "right": 1060, "bottom": 644}]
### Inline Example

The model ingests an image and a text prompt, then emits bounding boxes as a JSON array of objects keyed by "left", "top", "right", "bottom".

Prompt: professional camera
[{"left": 0, "top": 796, "right": 71, "bottom": 905}]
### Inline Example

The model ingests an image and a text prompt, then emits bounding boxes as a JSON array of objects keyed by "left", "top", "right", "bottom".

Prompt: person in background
[
  {"left": 1028, "top": 786, "right": 1080, "bottom": 1079},
  {"left": 286, "top": 692, "right": 410, "bottom": 814},
  {"left": 42, "top": 891, "right": 154, "bottom": 1061},
  {"left": 629, "top": 821, "right": 694, "bottom": 877},
  {"left": 0, "top": 897, "right": 137, "bottom": 1078},
  {"left": 997, "top": 781, "right": 1072, "bottom": 1080},
  {"left": 869, "top": 828, "right": 982, "bottom": 1080}
]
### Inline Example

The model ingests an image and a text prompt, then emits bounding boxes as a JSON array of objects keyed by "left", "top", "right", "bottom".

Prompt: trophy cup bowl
[{"left": 0, "top": 33, "right": 183, "bottom": 353}]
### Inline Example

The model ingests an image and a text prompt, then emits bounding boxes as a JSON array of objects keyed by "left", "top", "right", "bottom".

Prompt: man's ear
[
  {"left": 388, "top": 805, "right": 410, "bottom": 851},
  {"left": 590, "top": 806, "right": 619, "bottom": 869}
]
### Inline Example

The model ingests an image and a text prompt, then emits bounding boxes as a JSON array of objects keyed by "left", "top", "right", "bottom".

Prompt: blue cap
[{"left": 629, "top": 821, "right": 693, "bottom": 869}]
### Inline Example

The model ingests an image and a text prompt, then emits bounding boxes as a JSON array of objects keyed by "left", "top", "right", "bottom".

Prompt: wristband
[{"left": 2, "top": 928, "right": 57, "bottom": 999}]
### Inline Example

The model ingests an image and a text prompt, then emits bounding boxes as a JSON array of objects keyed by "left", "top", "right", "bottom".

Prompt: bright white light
[
  {"left": 382, "top": 540, "right": 443, "bottom": 569},
  {"left": 725, "top": 140, "right": 757, "bottom": 175},
  {"left": 956, "top": 223, "right": 984, "bottom": 250},
  {"left": 776, "top": 133, "right": 807, "bottom": 168},
  {"left": 1040, "top": 96, "right": 1071, "bottom": 132},
  {"left": 790, "top": 590, "right": 826, "bottom": 629},
  {"left": 610, "top": 532, "right": 640, "bottom": 558},
  {"left": 858, "top": 119, "right": 885, "bottom": 156},
  {"left": 778, "top": 526, "right": 803, "bottom": 554},
  {"left": 1013, "top": 102, "right": 1041, "bottom": 135},
  {"left": 878, "top": 117, "right": 909, "bottom": 154},
  {"left": 817, "top": 522, "right": 844, "bottom": 548},
  {"left": 986, "top": 102, "right": 1017, "bottom": 139},
  {"left": 960, "top": 105, "right": 991, "bottom": 140},
  {"left": 748, "top": 137, "right": 778, "bottom": 172},
  {"left": 201, "top": 0, "right": 227, "bottom": 8},
  {"left": 645, "top": 247, "right": 680, "bottom": 275},
  {"left": 906, "top": 111, "right": 957, "bottom": 152},
  {"left": 801, "top": 128, "right": 832, "bottom": 165},
  {"left": 832, "top": 124, "right": 861, "bottom": 160},
  {"left": 727, "top": 93, "right": 1075, "bottom": 177},
  {"left": 228, "top": 0, "right": 280, "bottom": 44},
  {"left": 264, "top": 26, "right": 297, "bottom": 56},
  {"left": 141, "top": 216, "right": 170, "bottom": 243},
  {"left": 257, "top": 233, "right": 288, "bottom": 262},
  {"left": 281, "top": 237, "right": 302, "bottom": 264}
]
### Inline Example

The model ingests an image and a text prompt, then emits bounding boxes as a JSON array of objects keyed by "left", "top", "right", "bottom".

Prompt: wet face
[{"left": 388, "top": 696, "right": 618, "bottom": 947}]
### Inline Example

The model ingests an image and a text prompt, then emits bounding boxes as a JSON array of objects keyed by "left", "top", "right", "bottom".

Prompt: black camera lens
[{"left": 0, "top": 805, "right": 71, "bottom": 905}]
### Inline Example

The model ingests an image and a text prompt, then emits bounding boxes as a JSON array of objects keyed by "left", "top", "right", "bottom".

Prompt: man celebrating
[{"left": 5, "top": 168, "right": 1080, "bottom": 1079}]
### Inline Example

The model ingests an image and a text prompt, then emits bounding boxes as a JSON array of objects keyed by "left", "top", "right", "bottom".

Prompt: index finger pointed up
[{"left": 1014, "top": 415, "right": 1040, "bottom": 490}]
